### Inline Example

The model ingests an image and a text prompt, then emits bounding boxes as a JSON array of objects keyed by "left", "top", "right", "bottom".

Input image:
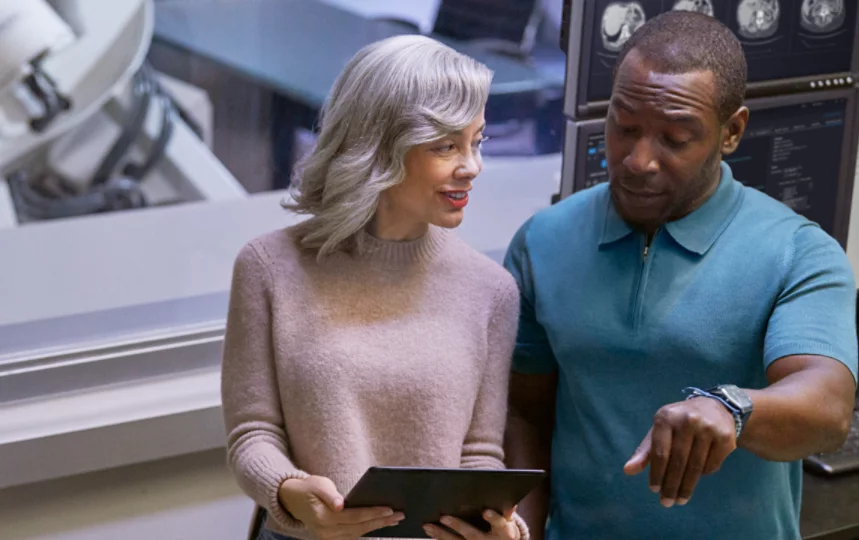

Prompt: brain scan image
[
  {"left": 800, "top": 0, "right": 845, "bottom": 33},
  {"left": 736, "top": 0, "right": 781, "bottom": 39},
  {"left": 672, "top": 0, "right": 714, "bottom": 17},
  {"left": 601, "top": 2, "right": 646, "bottom": 52}
]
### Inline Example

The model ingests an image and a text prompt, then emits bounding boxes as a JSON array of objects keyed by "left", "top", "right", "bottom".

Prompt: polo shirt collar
[{"left": 600, "top": 162, "right": 744, "bottom": 255}]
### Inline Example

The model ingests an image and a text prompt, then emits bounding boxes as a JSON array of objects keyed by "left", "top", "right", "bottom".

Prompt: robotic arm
[
  {"left": 0, "top": 0, "right": 75, "bottom": 137},
  {"left": 0, "top": 0, "right": 245, "bottom": 228}
]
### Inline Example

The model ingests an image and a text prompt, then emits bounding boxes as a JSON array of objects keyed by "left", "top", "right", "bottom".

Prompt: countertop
[{"left": 802, "top": 470, "right": 859, "bottom": 539}]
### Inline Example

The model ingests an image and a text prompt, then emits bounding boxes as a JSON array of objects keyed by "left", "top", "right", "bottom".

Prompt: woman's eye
[
  {"left": 433, "top": 143, "right": 456, "bottom": 154},
  {"left": 473, "top": 136, "right": 489, "bottom": 150}
]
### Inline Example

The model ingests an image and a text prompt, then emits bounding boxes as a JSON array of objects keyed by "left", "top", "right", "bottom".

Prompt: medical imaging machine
[{"left": 0, "top": 0, "right": 245, "bottom": 230}]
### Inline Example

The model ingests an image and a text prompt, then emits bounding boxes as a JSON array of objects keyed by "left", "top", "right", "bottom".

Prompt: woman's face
[{"left": 375, "top": 111, "right": 486, "bottom": 239}]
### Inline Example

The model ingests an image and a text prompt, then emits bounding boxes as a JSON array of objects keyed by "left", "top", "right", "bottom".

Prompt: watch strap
[{"left": 683, "top": 386, "right": 743, "bottom": 439}]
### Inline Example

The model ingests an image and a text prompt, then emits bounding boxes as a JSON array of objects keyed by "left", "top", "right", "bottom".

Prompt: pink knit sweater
[{"left": 221, "top": 225, "right": 527, "bottom": 539}]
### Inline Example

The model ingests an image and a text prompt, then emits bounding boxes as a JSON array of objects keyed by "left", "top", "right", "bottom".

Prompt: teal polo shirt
[{"left": 504, "top": 162, "right": 858, "bottom": 540}]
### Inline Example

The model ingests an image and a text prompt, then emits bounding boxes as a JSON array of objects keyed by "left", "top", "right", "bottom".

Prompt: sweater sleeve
[
  {"left": 459, "top": 274, "right": 519, "bottom": 470},
  {"left": 459, "top": 275, "right": 531, "bottom": 540},
  {"left": 221, "top": 242, "right": 309, "bottom": 530}
]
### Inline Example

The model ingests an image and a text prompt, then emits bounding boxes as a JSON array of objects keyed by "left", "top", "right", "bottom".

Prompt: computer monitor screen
[
  {"left": 559, "top": 89, "right": 858, "bottom": 245},
  {"left": 567, "top": 0, "right": 859, "bottom": 117}
]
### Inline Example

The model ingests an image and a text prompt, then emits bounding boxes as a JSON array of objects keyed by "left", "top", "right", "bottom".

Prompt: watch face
[{"left": 720, "top": 385, "right": 754, "bottom": 412}]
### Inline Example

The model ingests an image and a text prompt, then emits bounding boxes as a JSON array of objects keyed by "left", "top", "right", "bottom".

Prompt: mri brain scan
[
  {"left": 736, "top": 0, "right": 781, "bottom": 39},
  {"left": 800, "top": 0, "right": 845, "bottom": 33},
  {"left": 601, "top": 2, "right": 646, "bottom": 52},
  {"left": 672, "top": 0, "right": 714, "bottom": 17}
]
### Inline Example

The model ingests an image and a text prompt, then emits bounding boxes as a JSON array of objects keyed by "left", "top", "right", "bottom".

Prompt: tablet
[{"left": 343, "top": 467, "right": 546, "bottom": 538}]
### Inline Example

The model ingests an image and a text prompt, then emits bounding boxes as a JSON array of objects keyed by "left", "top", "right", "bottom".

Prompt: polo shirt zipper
[
  {"left": 633, "top": 228, "right": 660, "bottom": 330},
  {"left": 643, "top": 228, "right": 659, "bottom": 261}
]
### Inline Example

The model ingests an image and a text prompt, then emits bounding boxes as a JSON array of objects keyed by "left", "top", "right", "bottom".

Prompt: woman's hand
[
  {"left": 423, "top": 508, "right": 521, "bottom": 540},
  {"left": 278, "top": 476, "right": 404, "bottom": 540}
]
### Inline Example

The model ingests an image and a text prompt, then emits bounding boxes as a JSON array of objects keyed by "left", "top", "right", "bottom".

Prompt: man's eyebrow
[
  {"left": 610, "top": 98, "right": 635, "bottom": 114},
  {"left": 663, "top": 113, "right": 704, "bottom": 130}
]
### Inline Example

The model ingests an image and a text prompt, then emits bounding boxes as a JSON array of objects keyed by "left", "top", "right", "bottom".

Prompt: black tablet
[{"left": 343, "top": 467, "right": 546, "bottom": 538}]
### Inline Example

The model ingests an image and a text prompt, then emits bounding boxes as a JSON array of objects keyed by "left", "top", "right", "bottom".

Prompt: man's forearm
[
  {"left": 505, "top": 414, "right": 552, "bottom": 540},
  {"left": 740, "top": 357, "right": 855, "bottom": 461}
]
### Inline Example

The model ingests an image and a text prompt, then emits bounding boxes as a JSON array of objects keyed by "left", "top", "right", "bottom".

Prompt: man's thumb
[
  {"left": 624, "top": 430, "right": 652, "bottom": 476},
  {"left": 623, "top": 449, "right": 649, "bottom": 476}
]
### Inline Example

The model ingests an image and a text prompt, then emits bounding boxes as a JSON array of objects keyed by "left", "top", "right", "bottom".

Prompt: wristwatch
[{"left": 683, "top": 384, "right": 754, "bottom": 440}]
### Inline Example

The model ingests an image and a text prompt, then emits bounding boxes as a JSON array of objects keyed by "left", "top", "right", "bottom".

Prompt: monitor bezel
[
  {"left": 564, "top": 1, "right": 859, "bottom": 121},
  {"left": 560, "top": 88, "right": 859, "bottom": 247},
  {"left": 559, "top": 116, "right": 605, "bottom": 199}
]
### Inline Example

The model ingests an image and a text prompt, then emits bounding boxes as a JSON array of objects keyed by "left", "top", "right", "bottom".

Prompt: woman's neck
[{"left": 367, "top": 210, "right": 428, "bottom": 242}]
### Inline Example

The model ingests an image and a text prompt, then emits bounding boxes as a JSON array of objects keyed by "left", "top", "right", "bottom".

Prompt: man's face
[{"left": 605, "top": 49, "right": 746, "bottom": 231}]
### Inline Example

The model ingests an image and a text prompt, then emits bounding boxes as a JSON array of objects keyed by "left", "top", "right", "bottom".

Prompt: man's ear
[{"left": 721, "top": 106, "right": 749, "bottom": 155}]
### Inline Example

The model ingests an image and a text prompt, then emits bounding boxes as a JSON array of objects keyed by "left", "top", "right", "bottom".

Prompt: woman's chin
[{"left": 433, "top": 212, "right": 465, "bottom": 229}]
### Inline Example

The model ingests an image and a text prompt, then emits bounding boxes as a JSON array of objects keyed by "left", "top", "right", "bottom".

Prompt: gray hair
[{"left": 285, "top": 34, "right": 493, "bottom": 258}]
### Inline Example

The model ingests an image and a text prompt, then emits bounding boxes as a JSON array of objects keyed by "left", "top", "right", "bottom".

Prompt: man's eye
[
  {"left": 664, "top": 136, "right": 690, "bottom": 149},
  {"left": 614, "top": 124, "right": 638, "bottom": 137},
  {"left": 473, "top": 136, "right": 490, "bottom": 150}
]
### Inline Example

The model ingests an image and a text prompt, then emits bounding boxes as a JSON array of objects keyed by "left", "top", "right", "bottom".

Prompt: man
[{"left": 504, "top": 11, "right": 858, "bottom": 540}]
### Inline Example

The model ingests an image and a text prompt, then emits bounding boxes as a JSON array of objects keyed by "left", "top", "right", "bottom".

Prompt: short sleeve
[
  {"left": 503, "top": 218, "right": 558, "bottom": 374},
  {"left": 764, "top": 224, "right": 858, "bottom": 382}
]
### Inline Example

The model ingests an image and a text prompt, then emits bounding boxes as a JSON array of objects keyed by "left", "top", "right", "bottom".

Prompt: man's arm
[
  {"left": 505, "top": 371, "right": 557, "bottom": 540},
  {"left": 624, "top": 354, "right": 856, "bottom": 508},
  {"left": 625, "top": 224, "right": 858, "bottom": 507},
  {"left": 742, "top": 354, "right": 856, "bottom": 460},
  {"left": 746, "top": 223, "right": 858, "bottom": 459},
  {"left": 502, "top": 217, "right": 559, "bottom": 540}
]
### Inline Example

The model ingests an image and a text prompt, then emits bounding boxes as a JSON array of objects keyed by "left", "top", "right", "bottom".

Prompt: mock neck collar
[{"left": 357, "top": 225, "right": 449, "bottom": 264}]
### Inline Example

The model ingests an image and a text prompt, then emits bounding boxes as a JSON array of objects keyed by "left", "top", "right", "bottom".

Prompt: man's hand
[
  {"left": 278, "top": 476, "right": 404, "bottom": 539},
  {"left": 623, "top": 397, "right": 736, "bottom": 507},
  {"left": 423, "top": 508, "right": 521, "bottom": 540}
]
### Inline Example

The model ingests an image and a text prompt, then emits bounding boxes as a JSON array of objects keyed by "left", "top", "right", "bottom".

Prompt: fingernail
[
  {"left": 484, "top": 510, "right": 496, "bottom": 519},
  {"left": 393, "top": 512, "right": 405, "bottom": 521},
  {"left": 661, "top": 498, "right": 675, "bottom": 508},
  {"left": 677, "top": 498, "right": 689, "bottom": 506},
  {"left": 650, "top": 485, "right": 660, "bottom": 493},
  {"left": 440, "top": 516, "right": 452, "bottom": 525},
  {"left": 335, "top": 498, "right": 344, "bottom": 507},
  {"left": 423, "top": 525, "right": 434, "bottom": 537},
  {"left": 383, "top": 509, "right": 393, "bottom": 516}
]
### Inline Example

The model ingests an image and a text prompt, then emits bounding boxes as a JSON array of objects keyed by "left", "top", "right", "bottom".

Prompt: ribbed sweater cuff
[
  {"left": 239, "top": 447, "right": 310, "bottom": 530},
  {"left": 512, "top": 512, "right": 530, "bottom": 540}
]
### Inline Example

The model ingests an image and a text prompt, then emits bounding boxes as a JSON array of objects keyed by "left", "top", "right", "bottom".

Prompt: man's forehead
[
  {"left": 613, "top": 55, "right": 718, "bottom": 120},
  {"left": 616, "top": 52, "right": 715, "bottom": 90}
]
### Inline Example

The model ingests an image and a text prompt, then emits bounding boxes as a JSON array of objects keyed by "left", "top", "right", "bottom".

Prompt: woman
[{"left": 221, "top": 34, "right": 526, "bottom": 540}]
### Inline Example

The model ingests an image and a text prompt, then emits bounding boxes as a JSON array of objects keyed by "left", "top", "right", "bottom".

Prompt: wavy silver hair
[{"left": 285, "top": 34, "right": 493, "bottom": 258}]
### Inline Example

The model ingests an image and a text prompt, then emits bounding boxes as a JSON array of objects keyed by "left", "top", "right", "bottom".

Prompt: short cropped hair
[
  {"left": 286, "top": 35, "right": 493, "bottom": 258},
  {"left": 612, "top": 10, "right": 747, "bottom": 123}
]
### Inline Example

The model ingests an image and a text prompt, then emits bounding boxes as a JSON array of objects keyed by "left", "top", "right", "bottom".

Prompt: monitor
[
  {"left": 562, "top": 0, "right": 859, "bottom": 119},
  {"left": 558, "top": 88, "right": 859, "bottom": 246}
]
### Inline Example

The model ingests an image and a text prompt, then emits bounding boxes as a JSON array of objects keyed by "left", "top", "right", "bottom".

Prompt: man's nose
[{"left": 623, "top": 138, "right": 660, "bottom": 176}]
